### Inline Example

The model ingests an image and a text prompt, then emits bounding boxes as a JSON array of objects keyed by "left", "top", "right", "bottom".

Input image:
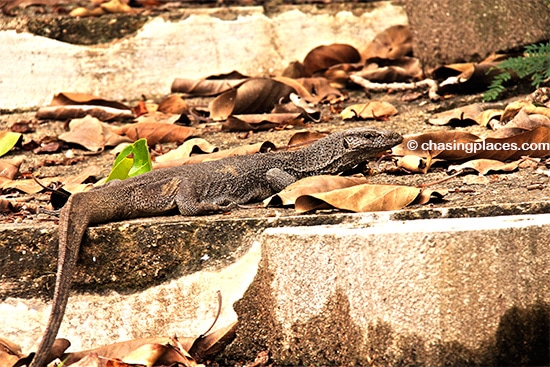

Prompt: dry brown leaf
[
  {"left": 157, "top": 95, "right": 189, "bottom": 115},
  {"left": 155, "top": 138, "right": 218, "bottom": 164},
  {"left": 62, "top": 337, "right": 176, "bottom": 366},
  {"left": 396, "top": 155, "right": 431, "bottom": 174},
  {"left": 100, "top": 0, "right": 132, "bottom": 13},
  {"left": 222, "top": 113, "right": 303, "bottom": 132},
  {"left": 274, "top": 76, "right": 345, "bottom": 104},
  {"left": 153, "top": 141, "right": 275, "bottom": 169},
  {"left": 448, "top": 159, "right": 520, "bottom": 175},
  {"left": 302, "top": 44, "right": 361, "bottom": 76},
  {"left": 0, "top": 337, "right": 23, "bottom": 367},
  {"left": 209, "top": 78, "right": 295, "bottom": 121},
  {"left": 264, "top": 175, "right": 369, "bottom": 207},
  {"left": 362, "top": 25, "right": 412, "bottom": 61},
  {"left": 428, "top": 103, "right": 485, "bottom": 126},
  {"left": 112, "top": 122, "right": 195, "bottom": 146},
  {"left": 36, "top": 105, "right": 134, "bottom": 121},
  {"left": 356, "top": 57, "right": 422, "bottom": 82},
  {"left": 341, "top": 101, "right": 397, "bottom": 120},
  {"left": 0, "top": 157, "right": 23, "bottom": 180},
  {"left": 59, "top": 116, "right": 105, "bottom": 152},
  {"left": 286, "top": 130, "right": 328, "bottom": 148},
  {"left": 49, "top": 92, "right": 131, "bottom": 110},
  {"left": 187, "top": 321, "right": 238, "bottom": 361},
  {"left": 171, "top": 71, "right": 248, "bottom": 96},
  {"left": 295, "top": 184, "right": 422, "bottom": 213}
]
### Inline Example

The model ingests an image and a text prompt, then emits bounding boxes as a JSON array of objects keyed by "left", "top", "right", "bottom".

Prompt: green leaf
[
  {"left": 0, "top": 131, "right": 22, "bottom": 157},
  {"left": 106, "top": 138, "right": 152, "bottom": 182}
]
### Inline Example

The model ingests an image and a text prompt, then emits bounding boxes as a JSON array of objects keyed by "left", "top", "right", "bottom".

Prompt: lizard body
[{"left": 29, "top": 128, "right": 402, "bottom": 367}]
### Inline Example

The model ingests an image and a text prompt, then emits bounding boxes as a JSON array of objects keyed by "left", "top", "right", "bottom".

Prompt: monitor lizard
[{"left": 29, "top": 127, "right": 402, "bottom": 367}]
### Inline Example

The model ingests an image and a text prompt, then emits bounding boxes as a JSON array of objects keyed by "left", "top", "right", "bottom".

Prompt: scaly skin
[{"left": 29, "top": 128, "right": 402, "bottom": 367}]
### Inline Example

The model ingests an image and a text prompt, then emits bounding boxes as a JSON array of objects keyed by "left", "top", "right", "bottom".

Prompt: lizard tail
[{"left": 30, "top": 194, "right": 91, "bottom": 367}]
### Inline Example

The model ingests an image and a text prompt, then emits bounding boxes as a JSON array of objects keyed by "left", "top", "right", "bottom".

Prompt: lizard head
[{"left": 310, "top": 128, "right": 403, "bottom": 173}]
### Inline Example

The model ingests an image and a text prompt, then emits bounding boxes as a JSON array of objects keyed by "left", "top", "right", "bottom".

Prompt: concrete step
[{"left": 1, "top": 207, "right": 549, "bottom": 366}]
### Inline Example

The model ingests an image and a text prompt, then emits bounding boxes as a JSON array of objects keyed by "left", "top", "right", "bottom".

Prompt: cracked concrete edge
[{"left": 0, "top": 2, "right": 407, "bottom": 110}]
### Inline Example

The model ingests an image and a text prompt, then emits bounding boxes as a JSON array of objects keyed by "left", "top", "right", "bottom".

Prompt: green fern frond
[{"left": 483, "top": 41, "right": 550, "bottom": 101}]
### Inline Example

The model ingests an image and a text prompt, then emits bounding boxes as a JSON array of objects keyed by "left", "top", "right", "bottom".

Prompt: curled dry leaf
[
  {"left": 0, "top": 337, "right": 23, "bottom": 367},
  {"left": 264, "top": 175, "right": 369, "bottom": 207},
  {"left": 49, "top": 92, "right": 131, "bottom": 110},
  {"left": 428, "top": 103, "right": 485, "bottom": 126},
  {"left": 362, "top": 25, "right": 412, "bottom": 61},
  {"left": 448, "top": 159, "right": 520, "bottom": 175},
  {"left": 274, "top": 76, "right": 345, "bottom": 104},
  {"left": 157, "top": 95, "right": 189, "bottom": 115},
  {"left": 59, "top": 116, "right": 105, "bottom": 152},
  {"left": 356, "top": 56, "right": 422, "bottom": 82},
  {"left": 209, "top": 78, "right": 295, "bottom": 121},
  {"left": 302, "top": 44, "right": 361, "bottom": 76},
  {"left": 222, "top": 113, "right": 303, "bottom": 132},
  {"left": 341, "top": 101, "right": 397, "bottom": 120},
  {"left": 36, "top": 92, "right": 134, "bottom": 121},
  {"left": 294, "top": 184, "right": 422, "bottom": 213},
  {"left": 286, "top": 130, "right": 328, "bottom": 149},
  {"left": 397, "top": 155, "right": 431, "bottom": 174},
  {"left": 112, "top": 123, "right": 195, "bottom": 146},
  {"left": 171, "top": 71, "right": 248, "bottom": 96},
  {"left": 36, "top": 105, "right": 134, "bottom": 122},
  {"left": 155, "top": 138, "right": 218, "bottom": 164}
]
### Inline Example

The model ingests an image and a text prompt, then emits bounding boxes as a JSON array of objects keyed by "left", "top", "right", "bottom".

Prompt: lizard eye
[{"left": 343, "top": 138, "right": 350, "bottom": 149}]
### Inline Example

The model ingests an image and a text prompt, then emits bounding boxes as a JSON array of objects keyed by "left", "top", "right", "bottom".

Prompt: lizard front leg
[{"left": 265, "top": 168, "right": 299, "bottom": 193}]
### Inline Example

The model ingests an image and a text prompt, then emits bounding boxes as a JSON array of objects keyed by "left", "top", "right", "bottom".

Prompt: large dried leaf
[
  {"left": 341, "top": 101, "right": 397, "bottom": 120},
  {"left": 36, "top": 93, "right": 134, "bottom": 121},
  {"left": 395, "top": 127, "right": 550, "bottom": 161},
  {"left": 112, "top": 123, "right": 195, "bottom": 146},
  {"left": 264, "top": 175, "right": 368, "bottom": 207},
  {"left": 0, "top": 337, "right": 23, "bottom": 367},
  {"left": 157, "top": 95, "right": 189, "bottom": 115},
  {"left": 36, "top": 105, "right": 134, "bottom": 121},
  {"left": 222, "top": 113, "right": 303, "bottom": 131},
  {"left": 209, "top": 78, "right": 295, "bottom": 121},
  {"left": 59, "top": 116, "right": 105, "bottom": 152},
  {"left": 155, "top": 138, "right": 218, "bottom": 164},
  {"left": 302, "top": 44, "right": 361, "bottom": 76},
  {"left": 153, "top": 141, "right": 275, "bottom": 168},
  {"left": 295, "top": 184, "right": 422, "bottom": 213},
  {"left": 428, "top": 103, "right": 485, "bottom": 126},
  {"left": 171, "top": 71, "right": 248, "bottom": 96},
  {"left": 362, "top": 25, "right": 412, "bottom": 61},
  {"left": 434, "top": 55, "right": 510, "bottom": 94},
  {"left": 355, "top": 57, "right": 422, "bottom": 82},
  {"left": 448, "top": 159, "right": 520, "bottom": 175},
  {"left": 187, "top": 321, "right": 238, "bottom": 361},
  {"left": 274, "top": 76, "right": 345, "bottom": 104}
]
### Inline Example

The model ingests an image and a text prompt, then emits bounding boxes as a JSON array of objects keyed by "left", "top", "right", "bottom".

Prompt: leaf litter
[{"left": 1, "top": 18, "right": 550, "bottom": 366}]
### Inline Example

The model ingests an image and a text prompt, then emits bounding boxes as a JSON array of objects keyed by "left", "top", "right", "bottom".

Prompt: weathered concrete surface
[
  {"left": 1, "top": 207, "right": 549, "bottom": 365},
  {"left": 0, "top": 2, "right": 407, "bottom": 110},
  {"left": 403, "top": 0, "right": 550, "bottom": 69},
  {"left": 228, "top": 214, "right": 550, "bottom": 366}
]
